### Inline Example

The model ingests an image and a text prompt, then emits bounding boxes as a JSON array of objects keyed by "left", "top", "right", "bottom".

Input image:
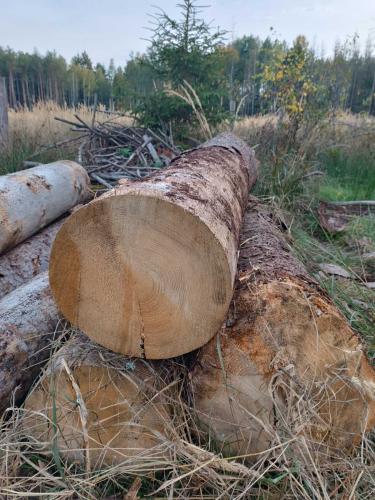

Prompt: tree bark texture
[
  {"left": 0, "top": 218, "right": 65, "bottom": 299},
  {"left": 0, "top": 272, "right": 61, "bottom": 415}
]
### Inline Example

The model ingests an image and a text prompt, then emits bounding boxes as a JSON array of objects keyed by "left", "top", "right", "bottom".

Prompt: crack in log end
[{"left": 140, "top": 333, "right": 146, "bottom": 359}]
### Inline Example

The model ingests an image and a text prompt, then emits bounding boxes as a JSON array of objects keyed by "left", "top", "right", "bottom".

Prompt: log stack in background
[{"left": 49, "top": 133, "right": 258, "bottom": 359}]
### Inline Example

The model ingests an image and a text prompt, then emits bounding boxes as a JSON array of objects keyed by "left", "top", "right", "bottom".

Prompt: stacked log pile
[
  {"left": 0, "top": 161, "right": 91, "bottom": 413},
  {"left": 1, "top": 134, "right": 374, "bottom": 471}
]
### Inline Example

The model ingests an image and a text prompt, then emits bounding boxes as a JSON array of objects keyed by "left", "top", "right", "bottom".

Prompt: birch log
[
  {"left": 191, "top": 199, "right": 375, "bottom": 460},
  {"left": 0, "top": 272, "right": 60, "bottom": 414},
  {"left": 0, "top": 218, "right": 65, "bottom": 299},
  {"left": 49, "top": 133, "right": 258, "bottom": 359},
  {"left": 0, "top": 161, "right": 91, "bottom": 254},
  {"left": 24, "top": 333, "right": 172, "bottom": 466}
]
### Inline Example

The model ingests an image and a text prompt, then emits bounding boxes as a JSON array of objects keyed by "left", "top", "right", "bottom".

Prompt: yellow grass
[
  {"left": 8, "top": 101, "right": 133, "bottom": 151},
  {"left": 1, "top": 101, "right": 133, "bottom": 174}
]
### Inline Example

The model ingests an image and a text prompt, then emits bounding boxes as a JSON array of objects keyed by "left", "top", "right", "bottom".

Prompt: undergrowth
[{"left": 242, "top": 112, "right": 375, "bottom": 361}]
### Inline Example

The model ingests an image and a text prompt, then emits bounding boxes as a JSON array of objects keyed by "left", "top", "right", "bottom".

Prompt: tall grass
[{"left": 0, "top": 102, "right": 133, "bottom": 175}]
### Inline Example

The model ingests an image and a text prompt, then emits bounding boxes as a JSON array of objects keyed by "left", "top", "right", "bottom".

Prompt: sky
[{"left": 0, "top": 0, "right": 374, "bottom": 67}]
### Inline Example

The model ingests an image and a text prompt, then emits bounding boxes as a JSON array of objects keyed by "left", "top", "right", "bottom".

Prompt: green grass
[
  {"left": 318, "top": 147, "right": 375, "bottom": 201},
  {"left": 292, "top": 219, "right": 375, "bottom": 357}
]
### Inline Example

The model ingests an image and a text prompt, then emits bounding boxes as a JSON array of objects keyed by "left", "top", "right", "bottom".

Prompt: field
[{"left": 1, "top": 105, "right": 375, "bottom": 498}]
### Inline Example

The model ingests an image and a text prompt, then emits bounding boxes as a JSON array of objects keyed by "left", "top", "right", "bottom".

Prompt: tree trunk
[
  {"left": 24, "top": 333, "right": 172, "bottom": 467},
  {"left": 0, "top": 272, "right": 60, "bottom": 415},
  {"left": 191, "top": 199, "right": 375, "bottom": 461},
  {"left": 0, "top": 77, "right": 8, "bottom": 148},
  {"left": 0, "top": 218, "right": 65, "bottom": 299},
  {"left": 0, "top": 161, "right": 91, "bottom": 255},
  {"left": 49, "top": 133, "right": 258, "bottom": 359}
]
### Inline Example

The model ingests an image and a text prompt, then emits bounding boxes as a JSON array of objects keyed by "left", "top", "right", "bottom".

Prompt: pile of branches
[{"left": 55, "top": 113, "right": 180, "bottom": 187}]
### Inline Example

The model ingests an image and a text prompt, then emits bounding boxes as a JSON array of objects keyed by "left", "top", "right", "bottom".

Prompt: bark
[
  {"left": 318, "top": 200, "right": 375, "bottom": 233},
  {"left": 50, "top": 133, "right": 258, "bottom": 359},
  {"left": 0, "top": 272, "right": 60, "bottom": 415},
  {"left": 0, "top": 218, "right": 65, "bottom": 299},
  {"left": 191, "top": 198, "right": 375, "bottom": 461},
  {"left": 0, "top": 161, "right": 91, "bottom": 255},
  {"left": 24, "top": 333, "right": 172, "bottom": 467}
]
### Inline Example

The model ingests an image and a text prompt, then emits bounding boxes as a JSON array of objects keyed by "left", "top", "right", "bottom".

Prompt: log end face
[
  {"left": 24, "top": 360, "right": 170, "bottom": 466},
  {"left": 49, "top": 194, "right": 233, "bottom": 359}
]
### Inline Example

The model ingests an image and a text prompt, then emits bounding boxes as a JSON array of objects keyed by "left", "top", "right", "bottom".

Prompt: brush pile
[
  {"left": 1, "top": 133, "right": 375, "bottom": 498},
  {"left": 55, "top": 114, "right": 179, "bottom": 186}
]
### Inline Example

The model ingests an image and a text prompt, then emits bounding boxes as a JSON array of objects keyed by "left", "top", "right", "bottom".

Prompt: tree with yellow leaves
[{"left": 262, "top": 36, "right": 317, "bottom": 140}]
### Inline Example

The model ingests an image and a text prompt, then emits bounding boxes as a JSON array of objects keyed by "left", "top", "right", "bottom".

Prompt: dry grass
[
  {"left": 0, "top": 102, "right": 133, "bottom": 174},
  {"left": 232, "top": 111, "right": 375, "bottom": 160},
  {"left": 0, "top": 329, "right": 374, "bottom": 499},
  {"left": 166, "top": 80, "right": 213, "bottom": 140}
]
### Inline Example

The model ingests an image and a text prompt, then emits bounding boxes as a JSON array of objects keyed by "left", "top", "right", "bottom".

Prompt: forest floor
[{"left": 0, "top": 105, "right": 375, "bottom": 498}]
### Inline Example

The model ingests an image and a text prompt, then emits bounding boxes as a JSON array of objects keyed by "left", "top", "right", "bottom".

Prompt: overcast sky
[{"left": 1, "top": 0, "right": 374, "bottom": 67}]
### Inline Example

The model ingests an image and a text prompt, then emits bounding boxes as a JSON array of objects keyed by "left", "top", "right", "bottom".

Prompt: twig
[
  {"left": 61, "top": 358, "right": 91, "bottom": 475},
  {"left": 91, "top": 173, "right": 113, "bottom": 189}
]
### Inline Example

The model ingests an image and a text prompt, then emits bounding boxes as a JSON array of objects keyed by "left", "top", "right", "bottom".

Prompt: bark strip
[{"left": 0, "top": 218, "right": 65, "bottom": 299}]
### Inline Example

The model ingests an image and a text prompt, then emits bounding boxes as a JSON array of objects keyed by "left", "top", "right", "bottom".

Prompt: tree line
[{"left": 0, "top": 0, "right": 374, "bottom": 125}]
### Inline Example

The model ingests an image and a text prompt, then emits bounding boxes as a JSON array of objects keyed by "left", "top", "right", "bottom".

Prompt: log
[
  {"left": 191, "top": 199, "right": 375, "bottom": 460},
  {"left": 0, "top": 272, "right": 60, "bottom": 415},
  {"left": 318, "top": 200, "right": 375, "bottom": 233},
  {"left": 24, "top": 333, "right": 172, "bottom": 467},
  {"left": 0, "top": 161, "right": 91, "bottom": 254},
  {"left": 0, "top": 218, "right": 65, "bottom": 299},
  {"left": 49, "top": 133, "right": 258, "bottom": 359}
]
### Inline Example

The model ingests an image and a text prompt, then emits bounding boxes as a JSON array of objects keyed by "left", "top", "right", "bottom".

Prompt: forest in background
[{"left": 0, "top": 1, "right": 374, "bottom": 128}]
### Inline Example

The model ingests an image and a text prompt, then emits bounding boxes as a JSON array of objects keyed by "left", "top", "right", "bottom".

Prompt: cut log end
[
  {"left": 24, "top": 335, "right": 171, "bottom": 466},
  {"left": 50, "top": 194, "right": 233, "bottom": 359}
]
